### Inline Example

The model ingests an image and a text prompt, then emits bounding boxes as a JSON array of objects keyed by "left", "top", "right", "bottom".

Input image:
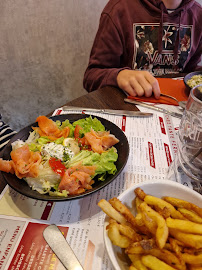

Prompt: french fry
[
  {"left": 141, "top": 210, "right": 157, "bottom": 235},
  {"left": 128, "top": 254, "right": 148, "bottom": 270},
  {"left": 178, "top": 208, "right": 202, "bottom": 224},
  {"left": 127, "top": 242, "right": 186, "bottom": 270},
  {"left": 141, "top": 255, "right": 177, "bottom": 270},
  {"left": 166, "top": 217, "right": 202, "bottom": 234},
  {"left": 169, "top": 238, "right": 185, "bottom": 268},
  {"left": 98, "top": 199, "right": 127, "bottom": 224},
  {"left": 129, "top": 265, "right": 139, "bottom": 270},
  {"left": 169, "top": 228, "right": 202, "bottom": 249},
  {"left": 183, "top": 247, "right": 202, "bottom": 254},
  {"left": 182, "top": 253, "right": 202, "bottom": 265},
  {"left": 188, "top": 264, "right": 202, "bottom": 270},
  {"left": 107, "top": 218, "right": 117, "bottom": 225},
  {"left": 147, "top": 248, "right": 186, "bottom": 270},
  {"left": 163, "top": 197, "right": 202, "bottom": 218},
  {"left": 154, "top": 205, "right": 171, "bottom": 219},
  {"left": 98, "top": 188, "right": 202, "bottom": 270},
  {"left": 135, "top": 212, "right": 145, "bottom": 226},
  {"left": 118, "top": 223, "right": 142, "bottom": 242},
  {"left": 135, "top": 187, "right": 147, "bottom": 201},
  {"left": 126, "top": 242, "right": 146, "bottom": 254},
  {"left": 109, "top": 197, "right": 137, "bottom": 228},
  {"left": 126, "top": 239, "right": 156, "bottom": 254},
  {"left": 135, "top": 196, "right": 144, "bottom": 212},
  {"left": 169, "top": 237, "right": 183, "bottom": 255},
  {"left": 139, "top": 202, "right": 169, "bottom": 249},
  {"left": 172, "top": 239, "right": 187, "bottom": 248},
  {"left": 134, "top": 213, "right": 153, "bottom": 236},
  {"left": 164, "top": 243, "right": 173, "bottom": 251},
  {"left": 107, "top": 222, "right": 131, "bottom": 248},
  {"left": 144, "top": 195, "right": 185, "bottom": 219}
]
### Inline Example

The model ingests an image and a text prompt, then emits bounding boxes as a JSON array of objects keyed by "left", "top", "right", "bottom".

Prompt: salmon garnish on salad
[
  {"left": 59, "top": 164, "right": 96, "bottom": 194},
  {"left": 85, "top": 129, "right": 119, "bottom": 154},
  {"left": 32, "top": 115, "right": 70, "bottom": 140},
  {"left": 0, "top": 145, "right": 41, "bottom": 179},
  {"left": 0, "top": 159, "right": 14, "bottom": 174}
]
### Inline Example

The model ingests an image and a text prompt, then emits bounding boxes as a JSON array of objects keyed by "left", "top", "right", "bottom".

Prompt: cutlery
[
  {"left": 62, "top": 106, "right": 153, "bottom": 117},
  {"left": 160, "top": 93, "right": 186, "bottom": 110},
  {"left": 124, "top": 98, "right": 183, "bottom": 119},
  {"left": 43, "top": 224, "right": 84, "bottom": 270},
  {"left": 178, "top": 101, "right": 187, "bottom": 109}
]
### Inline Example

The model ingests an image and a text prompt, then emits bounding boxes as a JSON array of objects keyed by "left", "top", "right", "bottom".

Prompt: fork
[{"left": 160, "top": 93, "right": 187, "bottom": 109}]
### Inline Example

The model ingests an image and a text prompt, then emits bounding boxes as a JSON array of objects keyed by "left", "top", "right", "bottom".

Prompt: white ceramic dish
[{"left": 103, "top": 180, "right": 202, "bottom": 270}]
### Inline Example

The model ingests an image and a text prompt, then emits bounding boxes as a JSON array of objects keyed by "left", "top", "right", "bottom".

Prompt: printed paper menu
[
  {"left": 0, "top": 107, "right": 193, "bottom": 270},
  {"left": 0, "top": 218, "right": 68, "bottom": 270}
]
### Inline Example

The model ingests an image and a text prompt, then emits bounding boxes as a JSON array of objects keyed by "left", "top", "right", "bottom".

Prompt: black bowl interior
[{"left": 1, "top": 114, "right": 129, "bottom": 201}]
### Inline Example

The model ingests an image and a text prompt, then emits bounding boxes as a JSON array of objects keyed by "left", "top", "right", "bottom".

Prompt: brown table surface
[
  {"left": 58, "top": 86, "right": 139, "bottom": 112},
  {"left": 0, "top": 74, "right": 187, "bottom": 193}
]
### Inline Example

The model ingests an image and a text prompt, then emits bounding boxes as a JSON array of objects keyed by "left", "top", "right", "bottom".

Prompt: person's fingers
[
  {"left": 117, "top": 71, "right": 137, "bottom": 96},
  {"left": 121, "top": 80, "right": 137, "bottom": 96},
  {"left": 152, "top": 80, "right": 161, "bottom": 99},
  {"left": 145, "top": 73, "right": 161, "bottom": 99},
  {"left": 117, "top": 70, "right": 161, "bottom": 98},
  {"left": 136, "top": 77, "right": 153, "bottom": 97},
  {"left": 128, "top": 77, "right": 145, "bottom": 96}
]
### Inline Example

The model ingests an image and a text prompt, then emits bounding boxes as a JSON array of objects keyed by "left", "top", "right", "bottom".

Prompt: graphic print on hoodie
[
  {"left": 83, "top": 0, "right": 202, "bottom": 92},
  {"left": 133, "top": 22, "right": 192, "bottom": 76}
]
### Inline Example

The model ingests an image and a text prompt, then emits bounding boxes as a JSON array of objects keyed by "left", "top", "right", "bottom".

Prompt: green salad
[{"left": 10, "top": 116, "right": 119, "bottom": 197}]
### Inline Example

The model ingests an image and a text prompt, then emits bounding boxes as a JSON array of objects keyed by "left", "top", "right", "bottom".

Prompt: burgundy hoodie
[{"left": 83, "top": 0, "right": 202, "bottom": 92}]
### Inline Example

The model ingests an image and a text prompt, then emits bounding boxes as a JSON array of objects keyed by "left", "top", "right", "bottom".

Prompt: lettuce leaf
[
  {"left": 67, "top": 150, "right": 93, "bottom": 167},
  {"left": 37, "top": 136, "right": 51, "bottom": 145},
  {"left": 72, "top": 116, "right": 105, "bottom": 137},
  {"left": 29, "top": 143, "right": 42, "bottom": 152},
  {"left": 67, "top": 147, "right": 118, "bottom": 181},
  {"left": 55, "top": 119, "right": 74, "bottom": 137},
  {"left": 95, "top": 147, "right": 118, "bottom": 176}
]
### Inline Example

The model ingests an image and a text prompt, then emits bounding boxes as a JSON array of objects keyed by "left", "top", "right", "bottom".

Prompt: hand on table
[{"left": 117, "top": 70, "right": 161, "bottom": 99}]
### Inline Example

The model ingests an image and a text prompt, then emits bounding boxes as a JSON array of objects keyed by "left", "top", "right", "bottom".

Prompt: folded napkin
[{"left": 128, "top": 78, "right": 189, "bottom": 106}]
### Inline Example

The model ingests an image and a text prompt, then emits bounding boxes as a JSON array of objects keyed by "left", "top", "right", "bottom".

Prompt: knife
[
  {"left": 62, "top": 105, "right": 153, "bottom": 117},
  {"left": 124, "top": 98, "right": 183, "bottom": 119},
  {"left": 43, "top": 224, "right": 84, "bottom": 270}
]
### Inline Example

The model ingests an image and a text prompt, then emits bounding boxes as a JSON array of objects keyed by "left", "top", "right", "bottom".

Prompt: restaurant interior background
[{"left": 0, "top": 0, "right": 201, "bottom": 131}]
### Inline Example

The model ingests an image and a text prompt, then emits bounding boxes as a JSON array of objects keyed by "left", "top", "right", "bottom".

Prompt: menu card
[{"left": 0, "top": 106, "right": 197, "bottom": 270}]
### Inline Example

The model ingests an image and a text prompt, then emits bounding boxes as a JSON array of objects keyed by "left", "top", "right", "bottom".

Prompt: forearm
[
  {"left": 83, "top": 66, "right": 130, "bottom": 92},
  {"left": 83, "top": 13, "right": 128, "bottom": 92}
]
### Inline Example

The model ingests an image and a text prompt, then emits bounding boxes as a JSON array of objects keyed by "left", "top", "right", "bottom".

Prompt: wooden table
[{"left": 59, "top": 86, "right": 139, "bottom": 111}]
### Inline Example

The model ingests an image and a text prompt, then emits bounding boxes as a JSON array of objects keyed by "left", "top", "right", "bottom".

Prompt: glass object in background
[{"left": 167, "top": 84, "right": 202, "bottom": 193}]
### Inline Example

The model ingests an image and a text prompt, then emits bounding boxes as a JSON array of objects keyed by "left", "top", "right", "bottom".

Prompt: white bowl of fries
[{"left": 98, "top": 180, "right": 202, "bottom": 270}]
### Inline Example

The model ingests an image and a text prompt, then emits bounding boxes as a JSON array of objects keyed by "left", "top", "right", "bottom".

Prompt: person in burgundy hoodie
[{"left": 83, "top": 0, "right": 202, "bottom": 98}]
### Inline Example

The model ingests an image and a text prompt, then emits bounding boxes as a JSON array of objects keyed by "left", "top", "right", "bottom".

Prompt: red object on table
[{"left": 128, "top": 78, "right": 189, "bottom": 106}]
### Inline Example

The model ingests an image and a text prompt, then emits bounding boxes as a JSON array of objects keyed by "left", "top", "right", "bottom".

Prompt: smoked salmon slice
[
  {"left": 0, "top": 145, "right": 41, "bottom": 179},
  {"left": 0, "top": 159, "right": 14, "bottom": 174},
  {"left": 33, "top": 116, "right": 70, "bottom": 140},
  {"left": 58, "top": 164, "right": 96, "bottom": 194},
  {"left": 85, "top": 129, "right": 119, "bottom": 154},
  {"left": 67, "top": 164, "right": 96, "bottom": 176}
]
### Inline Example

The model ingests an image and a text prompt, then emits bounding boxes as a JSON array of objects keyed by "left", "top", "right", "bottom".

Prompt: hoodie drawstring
[
  {"left": 173, "top": 10, "right": 183, "bottom": 61},
  {"left": 158, "top": 3, "right": 164, "bottom": 55},
  {"left": 158, "top": 4, "right": 184, "bottom": 62}
]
